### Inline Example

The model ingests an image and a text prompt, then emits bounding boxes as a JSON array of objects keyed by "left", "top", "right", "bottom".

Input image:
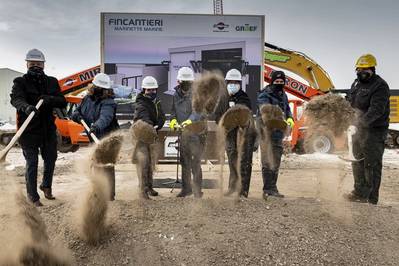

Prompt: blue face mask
[{"left": 227, "top": 83, "right": 240, "bottom": 95}]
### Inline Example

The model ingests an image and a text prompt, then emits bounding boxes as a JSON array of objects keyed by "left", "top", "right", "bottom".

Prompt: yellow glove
[
  {"left": 286, "top": 117, "right": 295, "bottom": 128},
  {"left": 181, "top": 119, "right": 193, "bottom": 128},
  {"left": 169, "top": 118, "right": 179, "bottom": 131}
]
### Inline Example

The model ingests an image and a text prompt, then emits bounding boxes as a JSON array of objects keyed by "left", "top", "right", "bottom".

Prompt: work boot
[
  {"left": 32, "top": 200, "right": 44, "bottom": 207},
  {"left": 239, "top": 190, "right": 249, "bottom": 198},
  {"left": 139, "top": 190, "right": 150, "bottom": 200},
  {"left": 266, "top": 190, "right": 284, "bottom": 198},
  {"left": 262, "top": 193, "right": 268, "bottom": 201},
  {"left": 344, "top": 192, "right": 367, "bottom": 203},
  {"left": 224, "top": 189, "right": 235, "bottom": 197},
  {"left": 177, "top": 190, "right": 193, "bottom": 198},
  {"left": 146, "top": 187, "right": 159, "bottom": 197},
  {"left": 39, "top": 185, "right": 56, "bottom": 200}
]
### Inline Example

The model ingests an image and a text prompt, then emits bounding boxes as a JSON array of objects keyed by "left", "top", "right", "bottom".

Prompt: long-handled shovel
[
  {"left": 339, "top": 125, "right": 364, "bottom": 162},
  {"left": 80, "top": 119, "right": 100, "bottom": 144},
  {"left": 0, "top": 99, "right": 44, "bottom": 163}
]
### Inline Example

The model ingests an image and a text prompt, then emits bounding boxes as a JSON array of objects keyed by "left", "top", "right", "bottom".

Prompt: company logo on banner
[
  {"left": 235, "top": 24, "right": 257, "bottom": 32},
  {"left": 213, "top": 22, "right": 229, "bottom": 32},
  {"left": 109, "top": 18, "right": 164, "bottom": 32}
]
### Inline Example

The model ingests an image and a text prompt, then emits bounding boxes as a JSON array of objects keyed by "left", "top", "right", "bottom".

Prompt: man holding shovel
[
  {"left": 345, "top": 54, "right": 390, "bottom": 205},
  {"left": 133, "top": 76, "right": 165, "bottom": 199},
  {"left": 10, "top": 49, "right": 66, "bottom": 207},
  {"left": 169, "top": 67, "right": 205, "bottom": 198},
  {"left": 257, "top": 71, "right": 294, "bottom": 199},
  {"left": 71, "top": 73, "right": 119, "bottom": 200},
  {"left": 215, "top": 69, "right": 256, "bottom": 198}
]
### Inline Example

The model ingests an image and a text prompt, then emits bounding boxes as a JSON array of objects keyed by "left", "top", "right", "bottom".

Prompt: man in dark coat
[
  {"left": 169, "top": 67, "right": 205, "bottom": 198},
  {"left": 257, "top": 71, "right": 294, "bottom": 199},
  {"left": 345, "top": 54, "right": 390, "bottom": 205},
  {"left": 133, "top": 76, "right": 165, "bottom": 199},
  {"left": 10, "top": 49, "right": 67, "bottom": 206},
  {"left": 71, "top": 73, "right": 119, "bottom": 200},
  {"left": 215, "top": 69, "right": 256, "bottom": 198}
]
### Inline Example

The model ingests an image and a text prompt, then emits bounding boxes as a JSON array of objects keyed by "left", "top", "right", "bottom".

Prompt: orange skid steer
[{"left": 54, "top": 65, "right": 100, "bottom": 152}]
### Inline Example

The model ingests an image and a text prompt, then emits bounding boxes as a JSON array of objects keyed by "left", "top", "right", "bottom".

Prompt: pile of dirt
[
  {"left": 0, "top": 192, "right": 73, "bottom": 265},
  {"left": 130, "top": 120, "right": 157, "bottom": 145},
  {"left": 92, "top": 132, "right": 124, "bottom": 165},
  {"left": 192, "top": 71, "right": 226, "bottom": 115},
  {"left": 305, "top": 93, "right": 355, "bottom": 136},
  {"left": 219, "top": 105, "right": 252, "bottom": 132}
]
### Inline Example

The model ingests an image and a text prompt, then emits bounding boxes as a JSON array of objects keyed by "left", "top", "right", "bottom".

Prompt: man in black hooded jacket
[
  {"left": 10, "top": 49, "right": 67, "bottom": 206},
  {"left": 346, "top": 54, "right": 390, "bottom": 205}
]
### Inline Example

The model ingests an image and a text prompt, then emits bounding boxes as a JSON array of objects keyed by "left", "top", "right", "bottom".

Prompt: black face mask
[
  {"left": 357, "top": 71, "right": 372, "bottom": 83},
  {"left": 272, "top": 84, "right": 284, "bottom": 92},
  {"left": 92, "top": 86, "right": 104, "bottom": 97},
  {"left": 180, "top": 81, "right": 192, "bottom": 93},
  {"left": 27, "top": 66, "right": 45, "bottom": 85}
]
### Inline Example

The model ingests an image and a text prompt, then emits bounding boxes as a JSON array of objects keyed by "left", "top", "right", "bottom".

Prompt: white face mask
[{"left": 227, "top": 83, "right": 240, "bottom": 95}]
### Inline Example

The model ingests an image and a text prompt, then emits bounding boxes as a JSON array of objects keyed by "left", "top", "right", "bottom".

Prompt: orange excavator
[{"left": 54, "top": 65, "right": 100, "bottom": 152}]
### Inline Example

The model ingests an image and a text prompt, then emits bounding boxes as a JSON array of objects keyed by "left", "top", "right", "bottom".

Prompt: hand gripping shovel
[
  {"left": 0, "top": 99, "right": 44, "bottom": 163},
  {"left": 80, "top": 119, "right": 100, "bottom": 144},
  {"left": 339, "top": 125, "right": 364, "bottom": 162}
]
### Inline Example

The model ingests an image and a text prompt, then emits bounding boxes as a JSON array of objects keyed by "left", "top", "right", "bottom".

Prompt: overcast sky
[{"left": 0, "top": 0, "right": 398, "bottom": 89}]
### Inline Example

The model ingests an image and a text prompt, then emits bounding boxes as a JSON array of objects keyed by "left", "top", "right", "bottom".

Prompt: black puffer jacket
[
  {"left": 10, "top": 74, "right": 66, "bottom": 145},
  {"left": 347, "top": 74, "right": 390, "bottom": 129},
  {"left": 170, "top": 85, "right": 192, "bottom": 123},
  {"left": 133, "top": 93, "right": 165, "bottom": 130},
  {"left": 213, "top": 89, "right": 252, "bottom": 123}
]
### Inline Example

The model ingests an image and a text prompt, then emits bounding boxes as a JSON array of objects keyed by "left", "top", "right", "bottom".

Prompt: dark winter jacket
[
  {"left": 347, "top": 74, "right": 390, "bottom": 129},
  {"left": 10, "top": 73, "right": 66, "bottom": 145},
  {"left": 257, "top": 85, "right": 292, "bottom": 119},
  {"left": 133, "top": 93, "right": 165, "bottom": 130},
  {"left": 213, "top": 89, "right": 252, "bottom": 123},
  {"left": 71, "top": 95, "right": 119, "bottom": 138},
  {"left": 170, "top": 85, "right": 192, "bottom": 123}
]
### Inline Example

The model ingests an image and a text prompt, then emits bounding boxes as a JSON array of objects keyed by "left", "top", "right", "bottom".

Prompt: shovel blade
[{"left": 338, "top": 155, "right": 365, "bottom": 162}]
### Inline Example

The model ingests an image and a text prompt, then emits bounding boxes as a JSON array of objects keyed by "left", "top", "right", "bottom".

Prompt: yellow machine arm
[{"left": 264, "top": 42, "right": 334, "bottom": 92}]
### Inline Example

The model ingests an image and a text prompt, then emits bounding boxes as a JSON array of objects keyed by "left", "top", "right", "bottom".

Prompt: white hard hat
[
  {"left": 177, "top": 67, "right": 195, "bottom": 81},
  {"left": 92, "top": 73, "right": 112, "bottom": 89},
  {"left": 142, "top": 76, "right": 158, "bottom": 89},
  {"left": 225, "top": 69, "right": 242, "bottom": 81},
  {"left": 25, "top": 49, "right": 45, "bottom": 62}
]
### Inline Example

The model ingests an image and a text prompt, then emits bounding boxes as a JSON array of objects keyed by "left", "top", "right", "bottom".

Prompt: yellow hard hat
[{"left": 355, "top": 54, "right": 377, "bottom": 68}]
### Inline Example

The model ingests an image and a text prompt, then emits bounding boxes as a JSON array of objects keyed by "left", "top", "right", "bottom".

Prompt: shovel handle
[
  {"left": 80, "top": 120, "right": 100, "bottom": 144},
  {"left": 0, "top": 99, "right": 44, "bottom": 162}
]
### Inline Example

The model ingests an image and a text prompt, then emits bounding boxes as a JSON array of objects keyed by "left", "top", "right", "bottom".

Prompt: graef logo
[
  {"left": 236, "top": 24, "right": 257, "bottom": 32},
  {"left": 213, "top": 22, "right": 229, "bottom": 32}
]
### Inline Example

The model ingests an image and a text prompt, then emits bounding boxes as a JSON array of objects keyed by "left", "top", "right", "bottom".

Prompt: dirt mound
[
  {"left": 259, "top": 104, "right": 287, "bottom": 130},
  {"left": 19, "top": 244, "right": 71, "bottom": 266},
  {"left": 219, "top": 105, "right": 252, "bottom": 132},
  {"left": 192, "top": 71, "right": 226, "bottom": 115},
  {"left": 305, "top": 94, "right": 355, "bottom": 136},
  {"left": 130, "top": 120, "right": 157, "bottom": 145},
  {"left": 92, "top": 132, "right": 123, "bottom": 165}
]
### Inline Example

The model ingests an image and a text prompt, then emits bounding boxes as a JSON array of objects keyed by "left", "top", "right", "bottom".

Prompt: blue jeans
[{"left": 21, "top": 136, "right": 57, "bottom": 202}]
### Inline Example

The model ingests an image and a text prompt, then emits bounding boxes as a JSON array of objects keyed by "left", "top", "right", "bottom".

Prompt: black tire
[{"left": 56, "top": 131, "right": 80, "bottom": 153}]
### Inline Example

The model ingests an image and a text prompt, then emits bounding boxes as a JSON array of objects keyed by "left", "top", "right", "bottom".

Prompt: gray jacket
[{"left": 170, "top": 85, "right": 192, "bottom": 123}]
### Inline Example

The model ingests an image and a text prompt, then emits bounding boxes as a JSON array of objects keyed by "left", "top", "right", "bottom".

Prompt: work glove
[
  {"left": 39, "top": 95, "right": 53, "bottom": 106},
  {"left": 181, "top": 119, "right": 192, "bottom": 128},
  {"left": 169, "top": 118, "right": 179, "bottom": 131},
  {"left": 71, "top": 113, "right": 83, "bottom": 123},
  {"left": 90, "top": 124, "right": 99, "bottom": 135},
  {"left": 24, "top": 105, "right": 38, "bottom": 116},
  {"left": 286, "top": 117, "right": 295, "bottom": 128}
]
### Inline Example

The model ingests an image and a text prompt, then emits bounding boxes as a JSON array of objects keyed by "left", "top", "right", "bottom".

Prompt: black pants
[
  {"left": 261, "top": 133, "right": 283, "bottom": 193},
  {"left": 180, "top": 133, "right": 206, "bottom": 194},
  {"left": 352, "top": 128, "right": 387, "bottom": 203},
  {"left": 21, "top": 135, "right": 57, "bottom": 202},
  {"left": 135, "top": 141, "right": 155, "bottom": 192},
  {"left": 225, "top": 127, "right": 255, "bottom": 193}
]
